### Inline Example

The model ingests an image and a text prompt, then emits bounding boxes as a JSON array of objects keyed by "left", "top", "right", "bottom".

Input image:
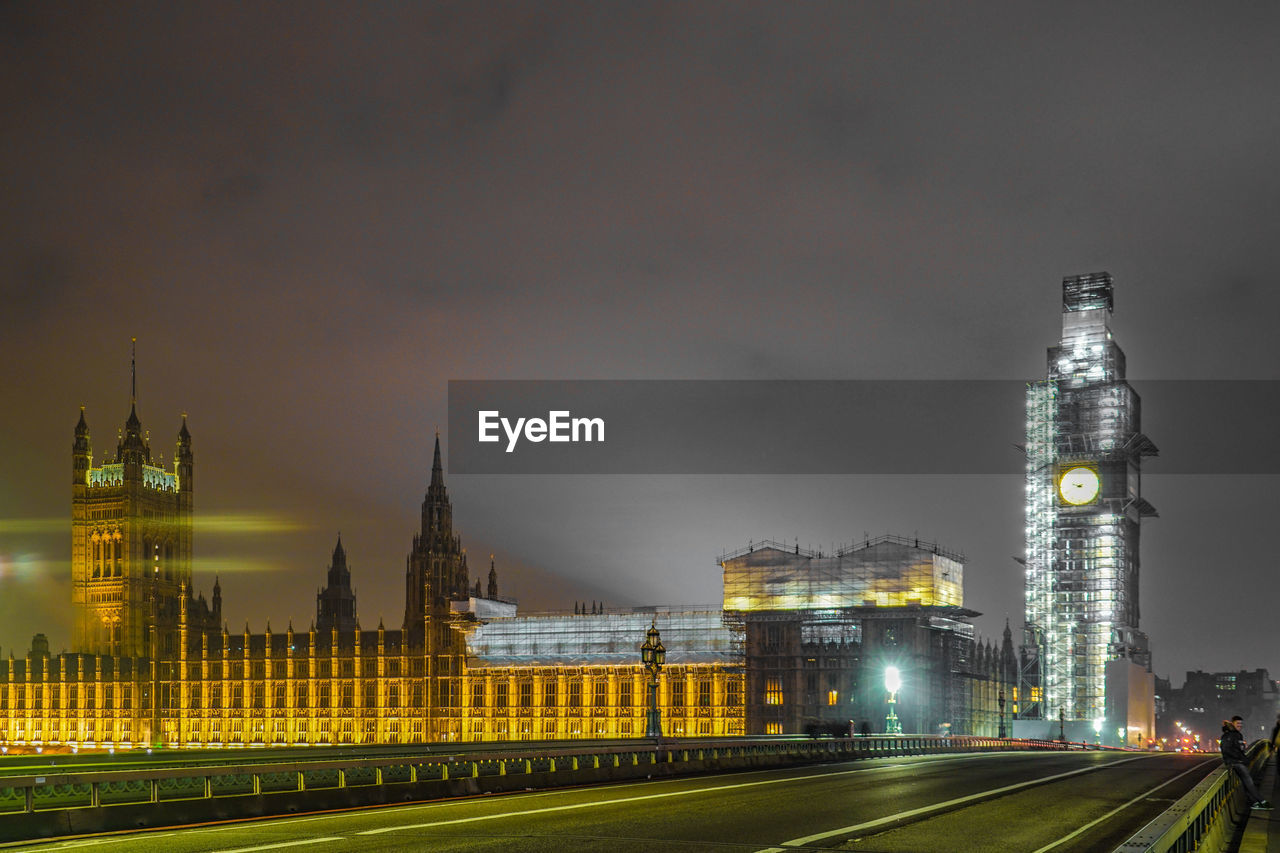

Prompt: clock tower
[{"left": 1023, "top": 273, "right": 1158, "bottom": 734}]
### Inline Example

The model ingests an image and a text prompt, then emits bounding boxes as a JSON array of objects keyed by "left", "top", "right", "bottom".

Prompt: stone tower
[
  {"left": 71, "top": 343, "right": 196, "bottom": 658},
  {"left": 403, "top": 434, "right": 470, "bottom": 629}
]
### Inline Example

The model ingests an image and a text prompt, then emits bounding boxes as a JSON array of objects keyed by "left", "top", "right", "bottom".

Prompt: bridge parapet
[
  {"left": 1115, "top": 740, "right": 1271, "bottom": 853},
  {"left": 0, "top": 734, "right": 1072, "bottom": 843}
]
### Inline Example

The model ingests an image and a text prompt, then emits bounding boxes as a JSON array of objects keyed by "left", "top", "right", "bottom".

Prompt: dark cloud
[{"left": 2, "top": 246, "right": 78, "bottom": 324}]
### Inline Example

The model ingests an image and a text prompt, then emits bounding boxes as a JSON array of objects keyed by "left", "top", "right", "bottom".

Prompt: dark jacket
[{"left": 1221, "top": 725, "right": 1248, "bottom": 764}]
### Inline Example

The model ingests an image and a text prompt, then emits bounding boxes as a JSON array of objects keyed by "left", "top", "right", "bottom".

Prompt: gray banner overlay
[{"left": 447, "top": 380, "right": 1279, "bottom": 475}]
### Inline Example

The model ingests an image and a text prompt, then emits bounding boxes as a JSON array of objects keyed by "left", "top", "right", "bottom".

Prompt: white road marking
[
  {"left": 355, "top": 761, "right": 918, "bottom": 835},
  {"left": 209, "top": 838, "right": 343, "bottom": 853},
  {"left": 18, "top": 833, "right": 178, "bottom": 851},
  {"left": 753, "top": 754, "right": 1155, "bottom": 852},
  {"left": 1029, "top": 758, "right": 1216, "bottom": 853}
]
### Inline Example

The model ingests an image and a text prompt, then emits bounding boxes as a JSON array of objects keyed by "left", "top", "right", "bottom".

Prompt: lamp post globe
[{"left": 884, "top": 666, "right": 903, "bottom": 735}]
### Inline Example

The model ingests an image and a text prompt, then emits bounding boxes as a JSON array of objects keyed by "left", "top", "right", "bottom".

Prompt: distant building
[
  {"left": 1022, "top": 273, "right": 1158, "bottom": 745},
  {"left": 1160, "top": 669, "right": 1279, "bottom": 745}
]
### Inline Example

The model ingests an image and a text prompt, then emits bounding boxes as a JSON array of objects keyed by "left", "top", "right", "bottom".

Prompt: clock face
[{"left": 1059, "top": 466, "right": 1100, "bottom": 505}]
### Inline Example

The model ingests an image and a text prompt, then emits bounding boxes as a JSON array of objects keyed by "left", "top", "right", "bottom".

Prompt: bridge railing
[
  {"left": 1114, "top": 739, "right": 1270, "bottom": 853},
  {"left": 0, "top": 734, "right": 1068, "bottom": 820}
]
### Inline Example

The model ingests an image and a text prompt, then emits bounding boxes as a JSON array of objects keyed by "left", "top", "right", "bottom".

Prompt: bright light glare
[{"left": 884, "top": 666, "right": 901, "bottom": 693}]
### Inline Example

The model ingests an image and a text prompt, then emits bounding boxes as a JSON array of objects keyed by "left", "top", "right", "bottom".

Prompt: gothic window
[
  {"left": 593, "top": 680, "right": 608, "bottom": 708},
  {"left": 543, "top": 680, "right": 557, "bottom": 708},
  {"left": 619, "top": 679, "right": 633, "bottom": 708},
  {"left": 671, "top": 680, "right": 685, "bottom": 709},
  {"left": 698, "top": 680, "right": 712, "bottom": 708},
  {"left": 568, "top": 681, "right": 582, "bottom": 708},
  {"left": 519, "top": 680, "right": 533, "bottom": 709},
  {"left": 471, "top": 682, "right": 485, "bottom": 709},
  {"left": 494, "top": 681, "right": 508, "bottom": 709}
]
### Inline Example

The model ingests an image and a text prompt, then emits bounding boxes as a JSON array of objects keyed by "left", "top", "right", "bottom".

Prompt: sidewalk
[{"left": 1240, "top": 751, "right": 1279, "bottom": 853}]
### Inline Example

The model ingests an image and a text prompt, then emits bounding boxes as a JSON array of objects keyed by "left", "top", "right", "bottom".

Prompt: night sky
[{"left": 2, "top": 2, "right": 1278, "bottom": 689}]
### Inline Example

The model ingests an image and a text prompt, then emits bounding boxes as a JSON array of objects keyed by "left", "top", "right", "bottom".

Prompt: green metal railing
[
  {"left": 1114, "top": 740, "right": 1270, "bottom": 853},
  {"left": 0, "top": 734, "right": 1068, "bottom": 817}
]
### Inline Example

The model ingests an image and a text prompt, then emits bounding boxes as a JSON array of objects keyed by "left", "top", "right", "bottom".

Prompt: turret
[
  {"left": 176, "top": 414, "right": 193, "bottom": 493},
  {"left": 317, "top": 535, "right": 357, "bottom": 632},
  {"left": 73, "top": 407, "right": 92, "bottom": 485}
]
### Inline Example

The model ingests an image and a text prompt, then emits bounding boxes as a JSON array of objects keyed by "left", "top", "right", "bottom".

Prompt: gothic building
[
  {"left": 0, "top": 371, "right": 1013, "bottom": 750},
  {"left": 0, "top": 394, "right": 744, "bottom": 747}
]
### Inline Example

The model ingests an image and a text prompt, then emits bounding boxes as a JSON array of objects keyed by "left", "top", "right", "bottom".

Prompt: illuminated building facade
[
  {"left": 0, "top": 398, "right": 744, "bottom": 747},
  {"left": 71, "top": 399, "right": 218, "bottom": 659},
  {"left": 0, "top": 385, "right": 1013, "bottom": 749},
  {"left": 1023, "top": 272, "right": 1157, "bottom": 737}
]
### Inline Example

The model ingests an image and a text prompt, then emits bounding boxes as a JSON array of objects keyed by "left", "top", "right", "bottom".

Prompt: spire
[
  {"left": 430, "top": 431, "right": 444, "bottom": 489},
  {"left": 179, "top": 413, "right": 191, "bottom": 441},
  {"left": 487, "top": 554, "right": 498, "bottom": 599},
  {"left": 130, "top": 337, "right": 137, "bottom": 405},
  {"left": 76, "top": 407, "right": 89, "bottom": 436},
  {"left": 333, "top": 534, "right": 346, "bottom": 565}
]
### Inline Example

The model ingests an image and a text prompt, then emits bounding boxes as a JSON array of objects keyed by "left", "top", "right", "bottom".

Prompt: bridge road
[{"left": 7, "top": 751, "right": 1217, "bottom": 853}]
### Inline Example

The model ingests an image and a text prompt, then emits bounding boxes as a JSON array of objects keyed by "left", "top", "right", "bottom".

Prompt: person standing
[{"left": 1221, "top": 715, "right": 1272, "bottom": 810}]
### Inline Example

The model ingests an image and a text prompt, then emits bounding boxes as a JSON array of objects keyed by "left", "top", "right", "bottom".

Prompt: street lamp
[
  {"left": 884, "top": 666, "right": 903, "bottom": 735},
  {"left": 997, "top": 690, "right": 1006, "bottom": 739},
  {"left": 1093, "top": 717, "right": 1103, "bottom": 745},
  {"left": 640, "top": 620, "right": 665, "bottom": 739}
]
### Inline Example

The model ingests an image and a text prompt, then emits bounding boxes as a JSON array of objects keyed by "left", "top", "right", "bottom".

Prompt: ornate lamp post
[
  {"left": 997, "top": 690, "right": 1006, "bottom": 739},
  {"left": 640, "top": 620, "right": 665, "bottom": 739},
  {"left": 884, "top": 666, "right": 903, "bottom": 735},
  {"left": 1058, "top": 707, "right": 1066, "bottom": 742}
]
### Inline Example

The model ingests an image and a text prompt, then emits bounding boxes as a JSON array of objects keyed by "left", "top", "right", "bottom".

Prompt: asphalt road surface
[{"left": 9, "top": 751, "right": 1218, "bottom": 853}]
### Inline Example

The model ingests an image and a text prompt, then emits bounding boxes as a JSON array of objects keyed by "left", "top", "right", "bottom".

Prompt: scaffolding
[
  {"left": 1023, "top": 273, "right": 1157, "bottom": 723},
  {"left": 720, "top": 535, "right": 964, "bottom": 613},
  {"left": 464, "top": 609, "right": 738, "bottom": 667}
]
